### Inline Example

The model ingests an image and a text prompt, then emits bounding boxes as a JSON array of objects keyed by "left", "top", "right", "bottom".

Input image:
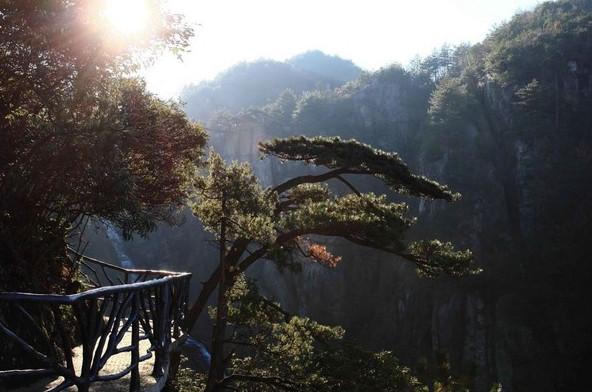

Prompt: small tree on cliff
[{"left": 184, "top": 136, "right": 477, "bottom": 391}]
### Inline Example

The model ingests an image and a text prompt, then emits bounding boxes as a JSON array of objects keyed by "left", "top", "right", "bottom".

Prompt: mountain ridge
[{"left": 180, "top": 50, "right": 362, "bottom": 122}]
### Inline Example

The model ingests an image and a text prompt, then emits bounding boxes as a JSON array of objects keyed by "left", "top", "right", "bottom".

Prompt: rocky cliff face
[{"left": 199, "top": 70, "right": 585, "bottom": 391}]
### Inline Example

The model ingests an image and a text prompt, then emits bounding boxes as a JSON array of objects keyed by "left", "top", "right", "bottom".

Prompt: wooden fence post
[{"left": 130, "top": 293, "right": 140, "bottom": 392}]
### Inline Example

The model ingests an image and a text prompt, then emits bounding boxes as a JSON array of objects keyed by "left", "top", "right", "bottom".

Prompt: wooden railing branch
[{"left": 0, "top": 253, "right": 192, "bottom": 391}]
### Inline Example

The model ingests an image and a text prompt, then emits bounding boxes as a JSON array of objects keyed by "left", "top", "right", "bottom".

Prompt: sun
[{"left": 102, "top": 0, "right": 150, "bottom": 35}]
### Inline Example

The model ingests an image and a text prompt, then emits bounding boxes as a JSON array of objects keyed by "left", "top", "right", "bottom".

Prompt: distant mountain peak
[
  {"left": 180, "top": 51, "right": 362, "bottom": 122},
  {"left": 287, "top": 50, "right": 362, "bottom": 83}
]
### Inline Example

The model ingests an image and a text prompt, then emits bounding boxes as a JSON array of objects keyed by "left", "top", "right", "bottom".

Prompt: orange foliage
[{"left": 303, "top": 241, "right": 342, "bottom": 268}]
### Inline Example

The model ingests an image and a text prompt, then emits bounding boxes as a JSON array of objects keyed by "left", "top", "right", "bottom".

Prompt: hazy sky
[{"left": 143, "top": 0, "right": 544, "bottom": 98}]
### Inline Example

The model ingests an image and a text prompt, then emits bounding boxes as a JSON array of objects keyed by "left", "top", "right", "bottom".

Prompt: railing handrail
[
  {"left": 0, "top": 272, "right": 192, "bottom": 304},
  {"left": 68, "top": 246, "right": 184, "bottom": 277},
  {"left": 0, "top": 251, "right": 193, "bottom": 391}
]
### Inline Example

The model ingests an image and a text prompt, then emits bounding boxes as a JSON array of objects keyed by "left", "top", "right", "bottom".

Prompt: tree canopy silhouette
[{"left": 0, "top": 0, "right": 205, "bottom": 294}]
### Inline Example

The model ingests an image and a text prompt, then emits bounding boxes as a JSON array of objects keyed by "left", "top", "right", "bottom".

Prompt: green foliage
[
  {"left": 484, "top": 0, "right": 592, "bottom": 86},
  {"left": 192, "top": 275, "right": 426, "bottom": 392},
  {"left": 428, "top": 78, "right": 479, "bottom": 132},
  {"left": 192, "top": 151, "right": 276, "bottom": 244},
  {"left": 86, "top": 79, "right": 206, "bottom": 237},
  {"left": 282, "top": 183, "right": 331, "bottom": 205},
  {"left": 0, "top": 0, "right": 205, "bottom": 294},
  {"left": 181, "top": 58, "right": 347, "bottom": 122},
  {"left": 408, "top": 240, "right": 478, "bottom": 278},
  {"left": 191, "top": 136, "right": 475, "bottom": 278},
  {"left": 287, "top": 50, "right": 362, "bottom": 83},
  {"left": 513, "top": 79, "right": 555, "bottom": 137},
  {"left": 170, "top": 363, "right": 207, "bottom": 392},
  {"left": 282, "top": 193, "right": 411, "bottom": 252},
  {"left": 187, "top": 136, "right": 475, "bottom": 390},
  {"left": 181, "top": 51, "right": 360, "bottom": 124},
  {"left": 261, "top": 90, "right": 299, "bottom": 136},
  {"left": 261, "top": 136, "right": 460, "bottom": 201}
]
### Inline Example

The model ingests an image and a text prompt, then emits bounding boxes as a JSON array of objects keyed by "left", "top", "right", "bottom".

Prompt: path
[{"left": 14, "top": 329, "right": 163, "bottom": 392}]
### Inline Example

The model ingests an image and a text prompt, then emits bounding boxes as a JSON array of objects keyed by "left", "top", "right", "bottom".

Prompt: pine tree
[{"left": 180, "top": 136, "right": 477, "bottom": 391}]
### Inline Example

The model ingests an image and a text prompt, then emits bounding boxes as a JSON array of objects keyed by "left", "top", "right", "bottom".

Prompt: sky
[{"left": 142, "top": 0, "right": 545, "bottom": 99}]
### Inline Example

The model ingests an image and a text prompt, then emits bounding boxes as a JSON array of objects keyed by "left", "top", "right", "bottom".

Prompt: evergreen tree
[
  {"left": 174, "top": 274, "right": 427, "bottom": 392},
  {"left": 179, "top": 136, "right": 476, "bottom": 391}
]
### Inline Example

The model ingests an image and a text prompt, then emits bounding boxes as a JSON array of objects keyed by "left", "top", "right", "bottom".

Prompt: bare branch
[
  {"left": 335, "top": 175, "right": 362, "bottom": 196},
  {"left": 271, "top": 168, "right": 354, "bottom": 195}
]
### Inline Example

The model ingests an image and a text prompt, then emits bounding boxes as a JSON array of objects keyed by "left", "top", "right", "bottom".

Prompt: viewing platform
[{"left": 0, "top": 252, "right": 192, "bottom": 392}]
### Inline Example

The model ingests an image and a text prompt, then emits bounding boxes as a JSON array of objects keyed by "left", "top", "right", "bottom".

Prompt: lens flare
[{"left": 102, "top": 0, "right": 150, "bottom": 35}]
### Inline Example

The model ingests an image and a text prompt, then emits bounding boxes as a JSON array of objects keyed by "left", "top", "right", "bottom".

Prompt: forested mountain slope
[
  {"left": 180, "top": 51, "right": 361, "bottom": 122},
  {"left": 287, "top": 50, "right": 362, "bottom": 82},
  {"left": 90, "top": 2, "right": 592, "bottom": 390}
]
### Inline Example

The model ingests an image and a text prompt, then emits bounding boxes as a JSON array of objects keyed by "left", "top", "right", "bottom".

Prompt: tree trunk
[
  {"left": 166, "top": 267, "right": 221, "bottom": 389},
  {"left": 554, "top": 71, "right": 560, "bottom": 132},
  {"left": 204, "top": 273, "right": 232, "bottom": 392},
  {"left": 205, "top": 198, "right": 229, "bottom": 392}
]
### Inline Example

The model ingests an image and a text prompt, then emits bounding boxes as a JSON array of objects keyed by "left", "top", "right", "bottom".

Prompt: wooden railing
[{"left": 0, "top": 252, "right": 192, "bottom": 392}]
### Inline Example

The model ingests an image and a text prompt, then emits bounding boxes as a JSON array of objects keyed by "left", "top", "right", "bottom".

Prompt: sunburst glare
[{"left": 102, "top": 0, "right": 150, "bottom": 35}]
